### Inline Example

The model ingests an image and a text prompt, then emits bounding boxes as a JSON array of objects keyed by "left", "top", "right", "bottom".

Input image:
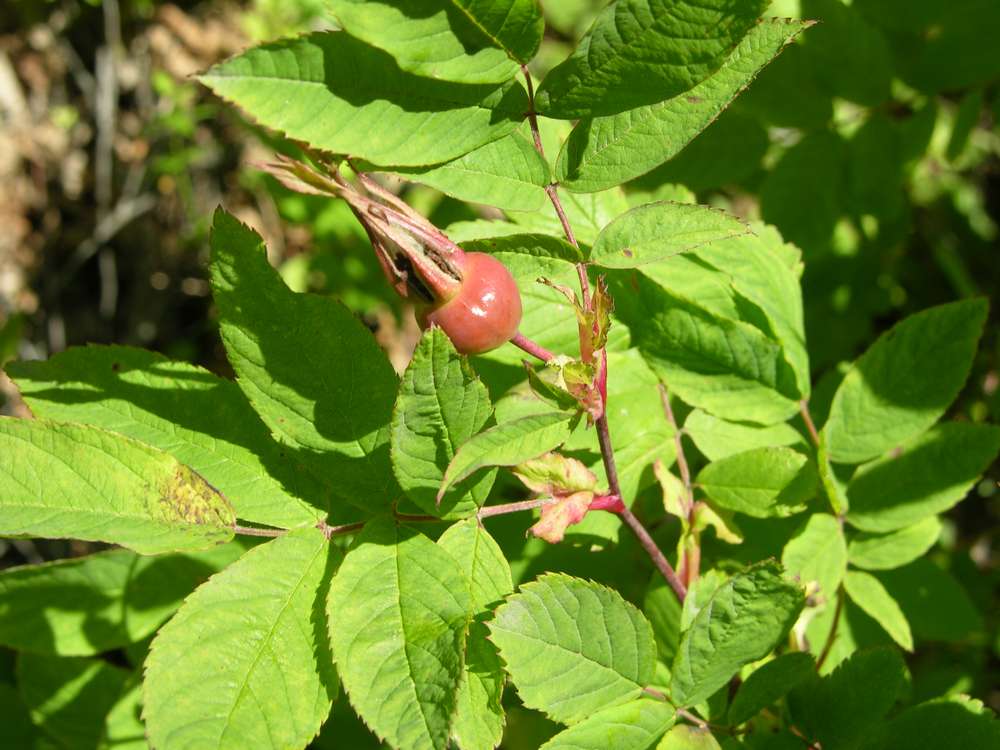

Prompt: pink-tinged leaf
[
  {"left": 529, "top": 492, "right": 594, "bottom": 544},
  {"left": 513, "top": 453, "right": 598, "bottom": 496}
]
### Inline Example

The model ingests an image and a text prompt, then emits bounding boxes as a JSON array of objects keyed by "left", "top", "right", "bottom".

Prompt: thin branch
[
  {"left": 520, "top": 65, "right": 546, "bottom": 158},
  {"left": 658, "top": 384, "right": 693, "bottom": 504},
  {"left": 511, "top": 331, "right": 555, "bottom": 362},
  {"left": 816, "top": 586, "right": 845, "bottom": 671},
  {"left": 800, "top": 399, "right": 821, "bottom": 447},
  {"left": 600, "top": 414, "right": 688, "bottom": 601},
  {"left": 320, "top": 520, "right": 367, "bottom": 538},
  {"left": 232, "top": 524, "right": 287, "bottom": 538},
  {"left": 478, "top": 497, "right": 554, "bottom": 519}
]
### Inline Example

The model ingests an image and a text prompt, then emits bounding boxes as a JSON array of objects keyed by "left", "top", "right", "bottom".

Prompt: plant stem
[
  {"left": 511, "top": 331, "right": 555, "bottom": 362},
  {"left": 816, "top": 585, "right": 845, "bottom": 671},
  {"left": 800, "top": 399, "right": 820, "bottom": 446},
  {"left": 232, "top": 524, "right": 286, "bottom": 538},
  {"left": 521, "top": 65, "right": 683, "bottom": 601},
  {"left": 478, "top": 497, "right": 555, "bottom": 519},
  {"left": 658, "top": 383, "right": 700, "bottom": 585}
]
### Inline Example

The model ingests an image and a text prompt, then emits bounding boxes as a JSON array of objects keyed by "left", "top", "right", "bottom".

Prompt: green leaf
[
  {"left": 535, "top": 0, "right": 768, "bottom": 119},
  {"left": 788, "top": 647, "right": 907, "bottom": 750},
  {"left": 328, "top": 518, "right": 471, "bottom": 750},
  {"left": 392, "top": 328, "right": 494, "bottom": 519},
  {"left": 451, "top": 0, "right": 546, "bottom": 63},
  {"left": 7, "top": 345, "right": 324, "bottom": 528},
  {"left": 507, "top": 186, "right": 630, "bottom": 246},
  {"left": 199, "top": 32, "right": 526, "bottom": 166},
  {"left": 821, "top": 299, "right": 989, "bottom": 464},
  {"left": 644, "top": 576, "right": 684, "bottom": 665},
  {"left": 439, "top": 411, "right": 575, "bottom": 499},
  {"left": 556, "top": 19, "right": 810, "bottom": 192},
  {"left": 0, "top": 683, "right": 43, "bottom": 748},
  {"left": 0, "top": 543, "right": 245, "bottom": 656},
  {"left": 612, "top": 272, "right": 801, "bottom": 424},
  {"left": 488, "top": 573, "right": 657, "bottom": 725},
  {"left": 875, "top": 559, "right": 981, "bottom": 643},
  {"left": 210, "top": 209, "right": 399, "bottom": 513},
  {"left": 99, "top": 673, "right": 145, "bottom": 750},
  {"left": 462, "top": 233, "right": 583, "bottom": 263},
  {"left": 540, "top": 698, "right": 676, "bottom": 749},
  {"left": 438, "top": 519, "right": 512, "bottom": 750},
  {"left": 0, "top": 418, "right": 234, "bottom": 554},
  {"left": 327, "top": 0, "right": 519, "bottom": 83},
  {"left": 845, "top": 422, "right": 1000, "bottom": 532},
  {"left": 781, "top": 513, "right": 847, "bottom": 605},
  {"left": 847, "top": 517, "right": 941, "bottom": 571},
  {"left": 589, "top": 202, "right": 749, "bottom": 269},
  {"left": 861, "top": 695, "right": 1000, "bottom": 750},
  {"left": 18, "top": 653, "right": 130, "bottom": 749},
  {"left": 374, "top": 132, "right": 550, "bottom": 212},
  {"left": 657, "top": 724, "right": 722, "bottom": 749},
  {"left": 670, "top": 562, "right": 804, "bottom": 708},
  {"left": 801, "top": 0, "right": 893, "bottom": 106},
  {"left": 696, "top": 447, "right": 817, "bottom": 518},
  {"left": 684, "top": 409, "right": 806, "bottom": 462},
  {"left": 144, "top": 527, "right": 337, "bottom": 750},
  {"left": 843, "top": 571, "right": 913, "bottom": 651},
  {"left": 727, "top": 652, "right": 815, "bottom": 726}
]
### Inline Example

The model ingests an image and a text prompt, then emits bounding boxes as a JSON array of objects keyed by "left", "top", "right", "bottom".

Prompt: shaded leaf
[
  {"left": 844, "top": 571, "right": 913, "bottom": 651},
  {"left": 8, "top": 345, "right": 324, "bottom": 528},
  {"left": 536, "top": 0, "right": 767, "bottom": 118},
  {"left": 821, "top": 299, "right": 988, "bottom": 464},
  {"left": 727, "top": 652, "right": 815, "bottom": 726},
  {"left": 210, "top": 209, "right": 399, "bottom": 513},
  {"left": 557, "top": 19, "right": 810, "bottom": 192}
]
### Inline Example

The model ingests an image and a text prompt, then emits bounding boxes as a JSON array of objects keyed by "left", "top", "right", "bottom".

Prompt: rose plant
[{"left": 1, "top": 2, "right": 998, "bottom": 749}]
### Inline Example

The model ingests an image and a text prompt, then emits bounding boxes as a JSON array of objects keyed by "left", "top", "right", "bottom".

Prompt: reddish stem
[
  {"left": 589, "top": 493, "right": 625, "bottom": 513},
  {"left": 800, "top": 399, "right": 821, "bottom": 446},
  {"left": 511, "top": 331, "right": 555, "bottom": 362}
]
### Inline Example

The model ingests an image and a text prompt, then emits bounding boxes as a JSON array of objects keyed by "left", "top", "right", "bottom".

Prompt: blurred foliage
[{"left": 0, "top": 0, "right": 997, "bottom": 746}]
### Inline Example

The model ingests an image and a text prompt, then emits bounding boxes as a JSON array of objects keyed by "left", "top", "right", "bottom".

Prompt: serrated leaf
[
  {"left": 843, "top": 571, "right": 913, "bottom": 651},
  {"left": 671, "top": 562, "right": 804, "bottom": 708},
  {"left": 696, "top": 447, "right": 817, "bottom": 518},
  {"left": 144, "top": 527, "right": 337, "bottom": 750},
  {"left": 557, "top": 19, "right": 809, "bottom": 192},
  {"left": 7, "top": 345, "right": 324, "bottom": 528},
  {"left": 373, "top": 132, "right": 550, "bottom": 212},
  {"left": 488, "top": 573, "right": 657, "bottom": 725},
  {"left": 0, "top": 418, "right": 234, "bottom": 554},
  {"left": 726, "top": 652, "right": 815, "bottom": 726},
  {"left": 0, "top": 543, "right": 245, "bottom": 656},
  {"left": 684, "top": 410, "right": 806, "bottom": 462},
  {"left": 589, "top": 202, "right": 749, "bottom": 269},
  {"left": 781, "top": 514, "right": 847, "bottom": 605},
  {"left": 847, "top": 517, "right": 941, "bottom": 571},
  {"left": 788, "top": 647, "right": 907, "bottom": 750},
  {"left": 392, "top": 328, "right": 494, "bottom": 519},
  {"left": 440, "top": 411, "right": 574, "bottom": 499},
  {"left": 210, "top": 209, "right": 399, "bottom": 513},
  {"left": 540, "top": 698, "right": 676, "bottom": 749},
  {"left": 821, "top": 299, "right": 988, "bottom": 464},
  {"left": 18, "top": 653, "right": 130, "bottom": 749},
  {"left": 199, "top": 32, "right": 526, "bottom": 166},
  {"left": 536, "top": 0, "right": 767, "bottom": 119},
  {"left": 846, "top": 422, "right": 1000, "bottom": 532},
  {"left": 328, "top": 518, "right": 471, "bottom": 750},
  {"left": 328, "top": 0, "right": 519, "bottom": 83},
  {"left": 612, "top": 272, "right": 800, "bottom": 424},
  {"left": 438, "top": 520, "right": 513, "bottom": 750}
]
